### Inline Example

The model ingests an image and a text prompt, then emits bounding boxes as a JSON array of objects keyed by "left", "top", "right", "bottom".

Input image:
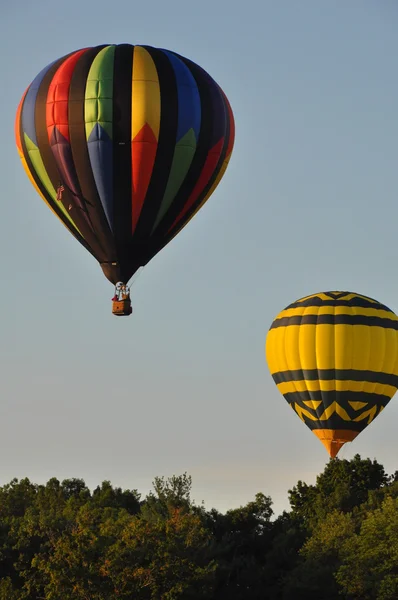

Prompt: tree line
[{"left": 0, "top": 454, "right": 397, "bottom": 599}]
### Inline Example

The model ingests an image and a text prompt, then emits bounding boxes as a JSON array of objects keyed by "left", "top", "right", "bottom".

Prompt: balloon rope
[{"left": 128, "top": 267, "right": 144, "bottom": 291}]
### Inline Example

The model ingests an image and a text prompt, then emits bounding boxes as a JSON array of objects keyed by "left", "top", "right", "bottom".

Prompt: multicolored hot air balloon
[
  {"left": 265, "top": 291, "right": 398, "bottom": 458},
  {"left": 15, "top": 44, "right": 235, "bottom": 315}
]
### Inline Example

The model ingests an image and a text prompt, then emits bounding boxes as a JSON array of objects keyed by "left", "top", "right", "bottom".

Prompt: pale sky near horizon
[{"left": 2, "top": 0, "right": 398, "bottom": 516}]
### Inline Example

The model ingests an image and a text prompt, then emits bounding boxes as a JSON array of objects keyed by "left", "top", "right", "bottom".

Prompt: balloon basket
[{"left": 112, "top": 299, "right": 132, "bottom": 316}]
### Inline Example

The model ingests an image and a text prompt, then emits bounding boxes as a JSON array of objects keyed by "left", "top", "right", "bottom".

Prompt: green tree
[
  {"left": 261, "top": 511, "right": 307, "bottom": 600},
  {"left": 29, "top": 504, "right": 121, "bottom": 599},
  {"left": 289, "top": 454, "right": 388, "bottom": 525},
  {"left": 0, "top": 577, "right": 18, "bottom": 600},
  {"left": 92, "top": 481, "right": 141, "bottom": 514},
  {"left": 21, "top": 474, "right": 215, "bottom": 599},
  {"left": 0, "top": 458, "right": 396, "bottom": 600},
  {"left": 104, "top": 506, "right": 216, "bottom": 599},
  {"left": 281, "top": 510, "right": 354, "bottom": 600},
  {"left": 337, "top": 495, "right": 398, "bottom": 599},
  {"left": 207, "top": 493, "right": 274, "bottom": 599}
]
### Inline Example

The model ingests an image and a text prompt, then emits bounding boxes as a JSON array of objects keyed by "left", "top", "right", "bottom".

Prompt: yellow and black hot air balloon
[{"left": 265, "top": 291, "right": 398, "bottom": 458}]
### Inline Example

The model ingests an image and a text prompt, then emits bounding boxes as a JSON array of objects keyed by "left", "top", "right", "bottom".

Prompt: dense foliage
[{"left": 0, "top": 456, "right": 397, "bottom": 599}]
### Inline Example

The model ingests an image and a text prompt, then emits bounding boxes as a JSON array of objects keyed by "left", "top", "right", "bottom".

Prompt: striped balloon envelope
[
  {"left": 15, "top": 45, "right": 235, "bottom": 287},
  {"left": 265, "top": 291, "right": 398, "bottom": 458}
]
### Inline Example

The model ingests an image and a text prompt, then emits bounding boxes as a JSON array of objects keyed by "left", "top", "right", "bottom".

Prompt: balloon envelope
[
  {"left": 266, "top": 291, "right": 398, "bottom": 458},
  {"left": 15, "top": 45, "right": 235, "bottom": 284}
]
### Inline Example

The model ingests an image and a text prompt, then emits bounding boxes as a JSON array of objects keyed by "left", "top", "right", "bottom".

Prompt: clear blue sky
[{"left": 2, "top": 0, "right": 398, "bottom": 515}]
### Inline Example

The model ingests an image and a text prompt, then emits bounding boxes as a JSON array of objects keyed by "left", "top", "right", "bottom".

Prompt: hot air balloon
[
  {"left": 15, "top": 44, "right": 235, "bottom": 316},
  {"left": 265, "top": 291, "right": 398, "bottom": 458}
]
